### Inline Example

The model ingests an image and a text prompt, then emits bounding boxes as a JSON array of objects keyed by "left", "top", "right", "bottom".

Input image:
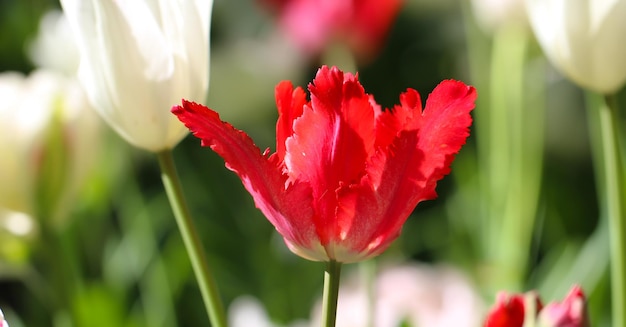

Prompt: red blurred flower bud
[{"left": 484, "top": 292, "right": 527, "bottom": 327}]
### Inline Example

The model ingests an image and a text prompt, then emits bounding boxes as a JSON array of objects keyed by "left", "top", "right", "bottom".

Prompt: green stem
[
  {"left": 321, "top": 260, "right": 342, "bottom": 327},
  {"left": 157, "top": 150, "right": 227, "bottom": 327},
  {"left": 486, "top": 24, "right": 541, "bottom": 293},
  {"left": 360, "top": 259, "right": 376, "bottom": 327},
  {"left": 598, "top": 94, "right": 626, "bottom": 327},
  {"left": 38, "top": 225, "right": 79, "bottom": 324}
]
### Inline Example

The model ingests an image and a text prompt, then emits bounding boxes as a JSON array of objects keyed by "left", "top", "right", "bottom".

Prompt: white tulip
[
  {"left": 61, "top": 0, "right": 212, "bottom": 151},
  {"left": 526, "top": 0, "right": 626, "bottom": 93}
]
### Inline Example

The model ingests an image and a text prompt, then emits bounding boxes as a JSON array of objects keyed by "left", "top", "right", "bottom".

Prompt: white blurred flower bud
[
  {"left": 28, "top": 10, "right": 80, "bottom": 76},
  {"left": 229, "top": 296, "right": 275, "bottom": 327},
  {"left": 525, "top": 0, "right": 626, "bottom": 93},
  {"left": 471, "top": 0, "right": 528, "bottom": 32},
  {"left": 0, "top": 70, "right": 101, "bottom": 226},
  {"left": 228, "top": 296, "right": 308, "bottom": 327},
  {"left": 61, "top": 0, "right": 213, "bottom": 152},
  {"left": 0, "top": 209, "right": 35, "bottom": 265}
]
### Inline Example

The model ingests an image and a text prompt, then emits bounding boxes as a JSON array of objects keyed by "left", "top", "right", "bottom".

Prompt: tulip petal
[
  {"left": 61, "top": 0, "right": 211, "bottom": 151},
  {"left": 373, "top": 88, "right": 422, "bottom": 153},
  {"left": 337, "top": 81, "right": 475, "bottom": 259},
  {"left": 275, "top": 81, "right": 307, "bottom": 161},
  {"left": 526, "top": 0, "right": 626, "bottom": 93},
  {"left": 372, "top": 80, "right": 475, "bottom": 246},
  {"left": 172, "top": 100, "right": 317, "bottom": 250},
  {"left": 285, "top": 66, "right": 375, "bottom": 248},
  {"left": 341, "top": 129, "right": 424, "bottom": 260},
  {"left": 418, "top": 80, "right": 477, "bottom": 195},
  {"left": 318, "top": 89, "right": 424, "bottom": 261}
]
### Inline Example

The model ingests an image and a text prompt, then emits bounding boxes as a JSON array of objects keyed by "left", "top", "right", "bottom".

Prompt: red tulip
[{"left": 172, "top": 66, "right": 475, "bottom": 263}]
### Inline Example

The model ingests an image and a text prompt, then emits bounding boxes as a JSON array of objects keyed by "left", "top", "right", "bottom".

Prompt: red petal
[
  {"left": 417, "top": 79, "right": 476, "bottom": 199},
  {"left": 284, "top": 66, "right": 376, "bottom": 248},
  {"left": 345, "top": 130, "right": 424, "bottom": 258},
  {"left": 172, "top": 100, "right": 317, "bottom": 250},
  {"left": 484, "top": 293, "right": 526, "bottom": 327},
  {"left": 373, "top": 88, "right": 422, "bottom": 152},
  {"left": 335, "top": 81, "right": 475, "bottom": 259},
  {"left": 324, "top": 88, "right": 425, "bottom": 261},
  {"left": 275, "top": 81, "right": 307, "bottom": 161}
]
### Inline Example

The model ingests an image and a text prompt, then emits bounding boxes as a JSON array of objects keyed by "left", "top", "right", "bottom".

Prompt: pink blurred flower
[
  {"left": 259, "top": 0, "right": 403, "bottom": 62},
  {"left": 538, "top": 286, "right": 589, "bottom": 327}
]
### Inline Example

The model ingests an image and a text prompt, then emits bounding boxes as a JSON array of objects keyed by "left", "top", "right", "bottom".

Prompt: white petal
[
  {"left": 526, "top": 0, "right": 626, "bottom": 93},
  {"left": 61, "top": 0, "right": 213, "bottom": 151}
]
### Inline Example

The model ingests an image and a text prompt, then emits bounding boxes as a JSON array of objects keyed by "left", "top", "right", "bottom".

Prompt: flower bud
[
  {"left": 470, "top": 0, "right": 528, "bottom": 33},
  {"left": 525, "top": 0, "right": 626, "bottom": 93},
  {"left": 484, "top": 292, "right": 534, "bottom": 327},
  {"left": 0, "top": 209, "right": 36, "bottom": 265},
  {"left": 538, "top": 286, "right": 589, "bottom": 327},
  {"left": 258, "top": 0, "right": 402, "bottom": 63},
  {"left": 28, "top": 10, "right": 79, "bottom": 76},
  {"left": 61, "top": 0, "right": 212, "bottom": 152},
  {"left": 0, "top": 70, "right": 101, "bottom": 226}
]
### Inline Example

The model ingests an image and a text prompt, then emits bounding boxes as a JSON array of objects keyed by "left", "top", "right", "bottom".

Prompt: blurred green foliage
[{"left": 0, "top": 0, "right": 612, "bottom": 326}]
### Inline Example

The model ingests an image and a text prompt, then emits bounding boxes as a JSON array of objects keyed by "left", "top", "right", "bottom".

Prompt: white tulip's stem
[
  {"left": 157, "top": 149, "right": 227, "bottom": 327},
  {"left": 598, "top": 94, "right": 626, "bottom": 327},
  {"left": 461, "top": 0, "right": 544, "bottom": 295}
]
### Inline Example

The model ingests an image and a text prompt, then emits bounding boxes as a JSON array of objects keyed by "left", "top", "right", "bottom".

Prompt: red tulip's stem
[
  {"left": 322, "top": 260, "right": 342, "bottom": 327},
  {"left": 157, "top": 149, "right": 227, "bottom": 327},
  {"left": 599, "top": 94, "right": 626, "bottom": 327}
]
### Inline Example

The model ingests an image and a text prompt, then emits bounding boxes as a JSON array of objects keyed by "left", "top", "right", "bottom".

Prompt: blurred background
[{"left": 0, "top": 0, "right": 613, "bottom": 326}]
